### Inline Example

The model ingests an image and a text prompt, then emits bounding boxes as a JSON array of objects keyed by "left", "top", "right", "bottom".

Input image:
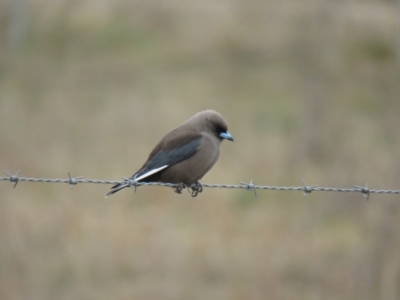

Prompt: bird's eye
[{"left": 214, "top": 125, "right": 221, "bottom": 132}]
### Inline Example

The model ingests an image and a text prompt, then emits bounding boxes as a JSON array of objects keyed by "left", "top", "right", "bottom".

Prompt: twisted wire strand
[{"left": 2, "top": 170, "right": 400, "bottom": 197}]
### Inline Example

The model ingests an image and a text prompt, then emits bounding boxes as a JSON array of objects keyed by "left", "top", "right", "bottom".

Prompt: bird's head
[{"left": 187, "top": 110, "right": 234, "bottom": 142}]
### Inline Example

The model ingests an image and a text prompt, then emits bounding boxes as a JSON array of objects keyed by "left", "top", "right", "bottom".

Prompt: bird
[{"left": 106, "top": 110, "right": 233, "bottom": 197}]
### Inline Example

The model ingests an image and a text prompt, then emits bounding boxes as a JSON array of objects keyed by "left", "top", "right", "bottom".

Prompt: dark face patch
[
  {"left": 212, "top": 121, "right": 228, "bottom": 139},
  {"left": 213, "top": 124, "right": 226, "bottom": 135}
]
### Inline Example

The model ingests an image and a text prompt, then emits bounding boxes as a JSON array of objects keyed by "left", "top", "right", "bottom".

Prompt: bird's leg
[
  {"left": 190, "top": 182, "right": 203, "bottom": 197},
  {"left": 174, "top": 182, "right": 186, "bottom": 194}
]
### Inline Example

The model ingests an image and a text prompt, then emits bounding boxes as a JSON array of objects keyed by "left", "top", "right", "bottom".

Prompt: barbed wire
[{"left": 2, "top": 170, "right": 400, "bottom": 199}]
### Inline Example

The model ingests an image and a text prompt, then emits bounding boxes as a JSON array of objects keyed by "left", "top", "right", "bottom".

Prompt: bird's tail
[{"left": 105, "top": 182, "right": 129, "bottom": 198}]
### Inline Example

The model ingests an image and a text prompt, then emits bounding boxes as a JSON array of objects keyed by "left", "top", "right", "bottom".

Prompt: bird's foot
[
  {"left": 189, "top": 182, "right": 203, "bottom": 197},
  {"left": 174, "top": 182, "right": 186, "bottom": 194}
]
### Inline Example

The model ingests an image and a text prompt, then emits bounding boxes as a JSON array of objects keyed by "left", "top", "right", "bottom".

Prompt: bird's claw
[
  {"left": 174, "top": 183, "right": 186, "bottom": 194},
  {"left": 190, "top": 182, "right": 203, "bottom": 197},
  {"left": 173, "top": 182, "right": 203, "bottom": 197}
]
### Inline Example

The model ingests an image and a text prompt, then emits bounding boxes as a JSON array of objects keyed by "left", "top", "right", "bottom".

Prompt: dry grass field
[{"left": 1, "top": 0, "right": 400, "bottom": 299}]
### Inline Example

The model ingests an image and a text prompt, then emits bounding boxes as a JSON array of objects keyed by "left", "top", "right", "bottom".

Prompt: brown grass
[{"left": 1, "top": 0, "right": 400, "bottom": 299}]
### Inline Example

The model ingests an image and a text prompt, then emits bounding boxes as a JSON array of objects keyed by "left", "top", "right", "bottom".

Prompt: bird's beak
[{"left": 219, "top": 131, "right": 234, "bottom": 142}]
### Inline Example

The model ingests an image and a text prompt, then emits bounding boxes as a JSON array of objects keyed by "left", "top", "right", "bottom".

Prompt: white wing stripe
[{"left": 134, "top": 165, "right": 169, "bottom": 182}]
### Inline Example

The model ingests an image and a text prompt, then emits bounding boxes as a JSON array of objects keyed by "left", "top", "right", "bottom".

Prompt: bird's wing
[{"left": 132, "top": 131, "right": 202, "bottom": 182}]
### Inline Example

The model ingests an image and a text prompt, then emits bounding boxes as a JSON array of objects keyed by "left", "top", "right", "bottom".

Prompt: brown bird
[{"left": 106, "top": 110, "right": 233, "bottom": 197}]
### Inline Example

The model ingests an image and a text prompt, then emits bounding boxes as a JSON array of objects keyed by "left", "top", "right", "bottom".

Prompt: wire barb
[
  {"left": 68, "top": 172, "right": 83, "bottom": 189},
  {"left": 240, "top": 179, "right": 257, "bottom": 198},
  {"left": 301, "top": 180, "right": 317, "bottom": 197},
  {"left": 4, "top": 170, "right": 20, "bottom": 188},
  {"left": 121, "top": 177, "right": 138, "bottom": 193},
  {"left": 354, "top": 182, "right": 370, "bottom": 201}
]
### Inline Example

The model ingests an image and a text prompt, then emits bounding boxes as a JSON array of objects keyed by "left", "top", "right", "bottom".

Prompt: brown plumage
[{"left": 106, "top": 110, "right": 233, "bottom": 197}]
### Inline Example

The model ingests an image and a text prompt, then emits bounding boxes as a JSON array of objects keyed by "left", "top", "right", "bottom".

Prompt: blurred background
[{"left": 1, "top": 0, "right": 400, "bottom": 299}]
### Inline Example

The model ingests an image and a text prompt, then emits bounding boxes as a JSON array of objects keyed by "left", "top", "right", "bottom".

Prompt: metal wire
[{"left": 2, "top": 170, "right": 400, "bottom": 199}]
